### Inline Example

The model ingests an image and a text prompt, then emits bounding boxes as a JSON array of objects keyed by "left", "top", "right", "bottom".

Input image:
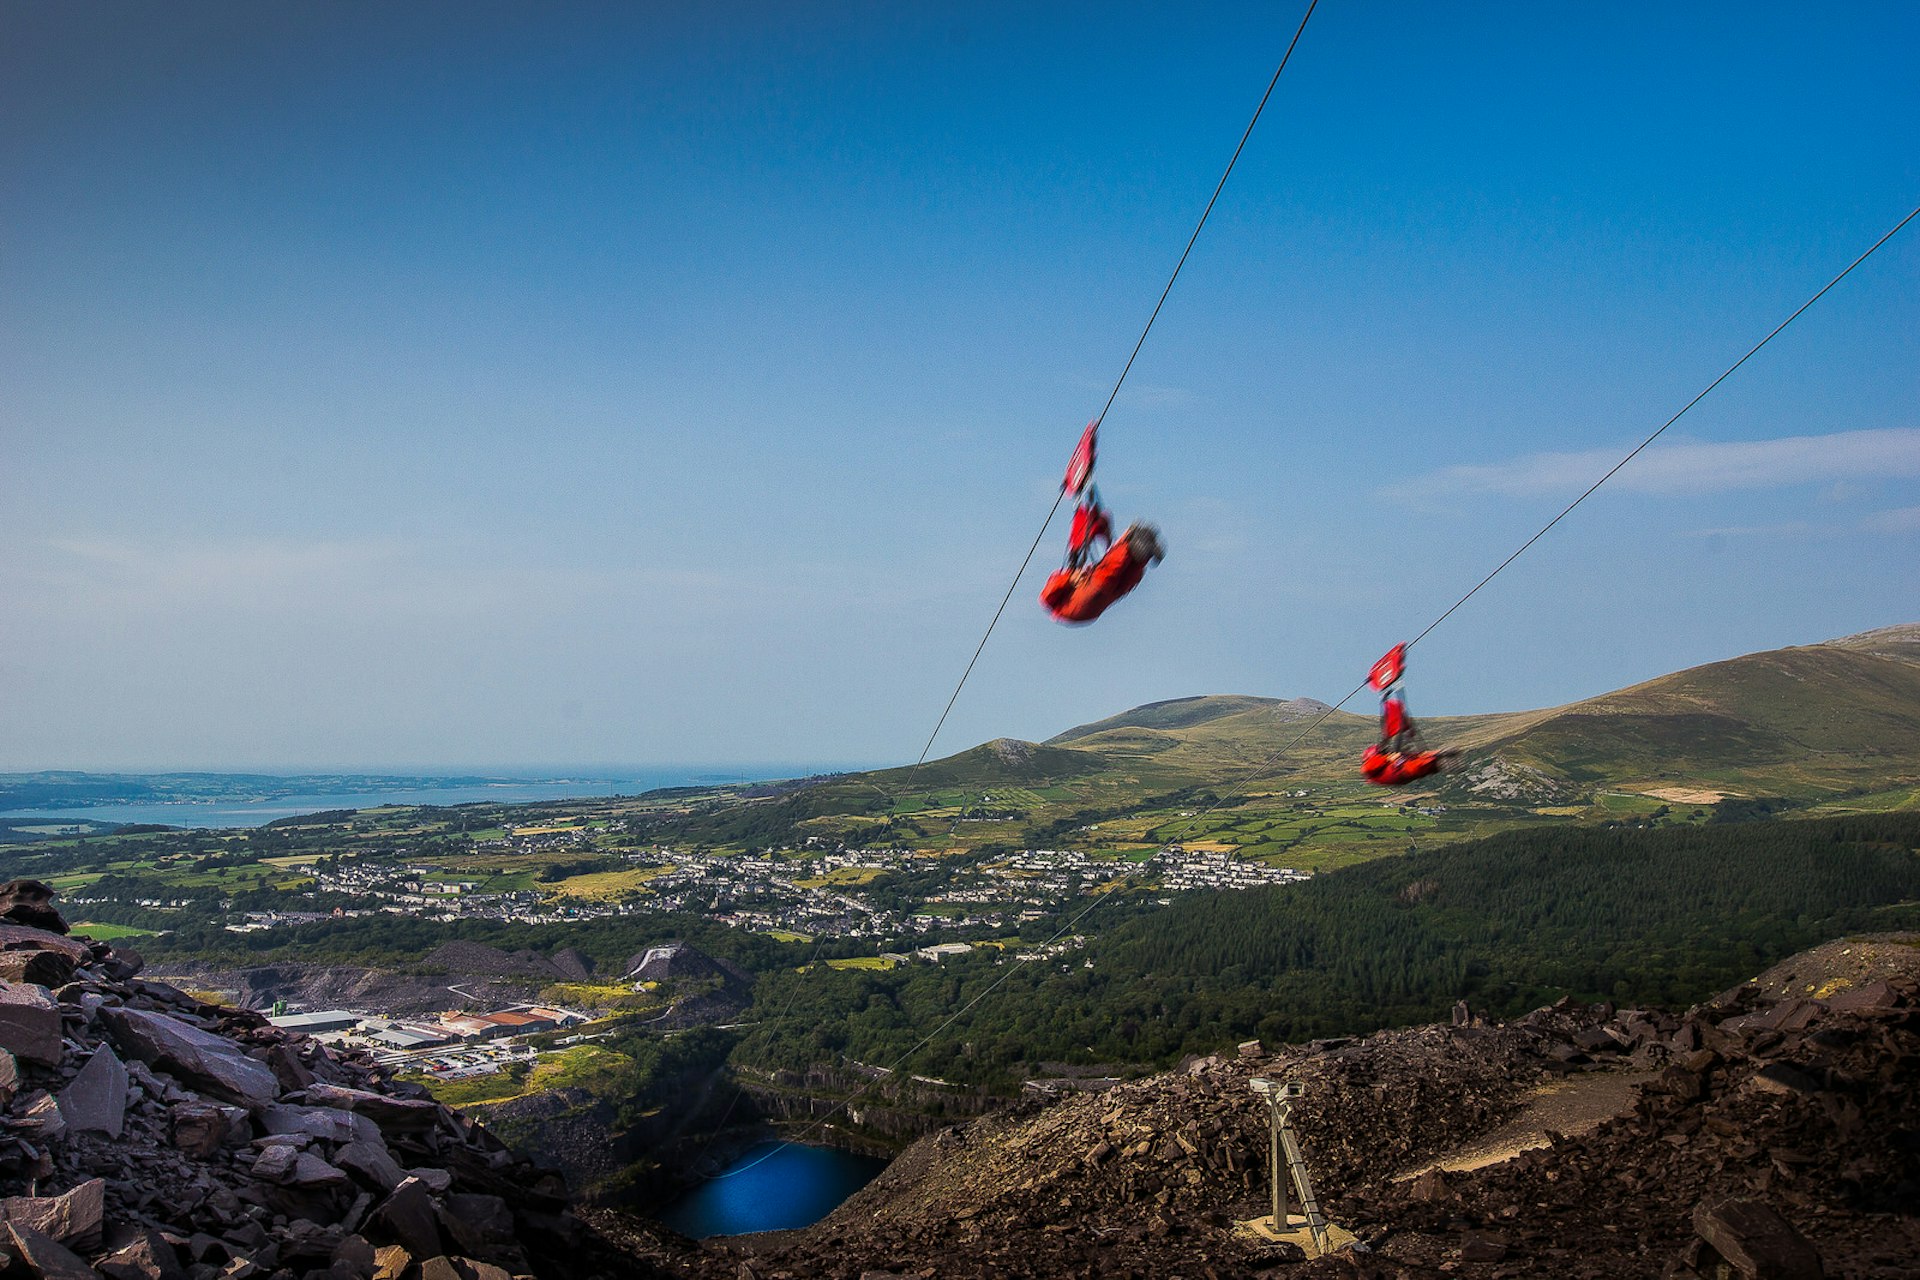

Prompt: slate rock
[
  {"left": 405, "top": 1168, "right": 453, "bottom": 1195},
  {"left": 371, "top": 1245, "right": 410, "bottom": 1280},
  {"left": 1825, "top": 979, "right": 1895, "bottom": 1011},
  {"left": 96, "top": 1232, "right": 189, "bottom": 1280},
  {"left": 58, "top": 1044, "right": 129, "bottom": 1137},
  {"left": 288, "top": 1151, "right": 351, "bottom": 1189},
  {"left": 1, "top": 1178, "right": 106, "bottom": 1249},
  {"left": 334, "top": 1141, "right": 408, "bottom": 1194},
  {"left": 20, "top": 1091, "right": 68, "bottom": 1141},
  {"left": 170, "top": 1103, "right": 233, "bottom": 1156},
  {"left": 417, "top": 1260, "right": 512, "bottom": 1280},
  {"left": 330, "top": 1235, "right": 376, "bottom": 1279},
  {"left": 1693, "top": 1196, "right": 1824, "bottom": 1279},
  {"left": 100, "top": 947, "right": 143, "bottom": 981},
  {"left": 250, "top": 1145, "right": 300, "bottom": 1183},
  {"left": 5, "top": 1220, "right": 101, "bottom": 1280},
  {"left": 265, "top": 1043, "right": 315, "bottom": 1093},
  {"left": 436, "top": 1194, "right": 512, "bottom": 1257},
  {"left": 0, "top": 881, "right": 69, "bottom": 935},
  {"left": 0, "top": 923, "right": 90, "bottom": 964},
  {"left": 1748, "top": 1063, "right": 1821, "bottom": 1099},
  {"left": 98, "top": 1007, "right": 278, "bottom": 1106},
  {"left": 0, "top": 981, "right": 66, "bottom": 1066},
  {"left": 0, "top": 949, "right": 76, "bottom": 988},
  {"left": 300, "top": 1084, "right": 440, "bottom": 1132},
  {"left": 259, "top": 1105, "right": 380, "bottom": 1146},
  {"left": 370, "top": 1179, "right": 442, "bottom": 1262}
]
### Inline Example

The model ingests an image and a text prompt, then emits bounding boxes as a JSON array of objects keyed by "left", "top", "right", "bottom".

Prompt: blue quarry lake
[{"left": 655, "top": 1142, "right": 889, "bottom": 1238}]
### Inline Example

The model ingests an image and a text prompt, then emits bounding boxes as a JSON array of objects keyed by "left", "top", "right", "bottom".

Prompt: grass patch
[
  {"left": 419, "top": 1044, "right": 636, "bottom": 1108},
  {"left": 542, "top": 867, "right": 669, "bottom": 901},
  {"left": 70, "top": 922, "right": 157, "bottom": 940},
  {"left": 539, "top": 982, "right": 661, "bottom": 1013}
]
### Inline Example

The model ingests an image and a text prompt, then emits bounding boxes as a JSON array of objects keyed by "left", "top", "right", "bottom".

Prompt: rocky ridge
[{"left": 0, "top": 881, "right": 667, "bottom": 1280}]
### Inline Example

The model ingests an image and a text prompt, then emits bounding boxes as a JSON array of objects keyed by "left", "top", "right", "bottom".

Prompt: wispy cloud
[
  {"left": 1863, "top": 506, "right": 1920, "bottom": 534},
  {"left": 1388, "top": 428, "right": 1920, "bottom": 501},
  {"left": 7, "top": 535, "right": 735, "bottom": 621}
]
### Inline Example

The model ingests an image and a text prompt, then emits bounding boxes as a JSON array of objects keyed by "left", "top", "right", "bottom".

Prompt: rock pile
[
  {"left": 640, "top": 953, "right": 1919, "bottom": 1279},
  {"left": 1336, "top": 974, "right": 1920, "bottom": 1278},
  {"left": 0, "top": 881, "right": 665, "bottom": 1280}
]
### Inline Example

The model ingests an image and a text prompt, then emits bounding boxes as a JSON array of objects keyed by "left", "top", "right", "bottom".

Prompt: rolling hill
[
  {"left": 1027, "top": 624, "right": 1920, "bottom": 807},
  {"left": 621, "top": 624, "right": 1920, "bottom": 860}
]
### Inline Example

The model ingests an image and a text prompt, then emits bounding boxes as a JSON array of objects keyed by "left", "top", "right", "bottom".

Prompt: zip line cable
[
  {"left": 705, "top": 207, "right": 1917, "bottom": 1183},
  {"left": 1162, "top": 201, "right": 1920, "bottom": 838},
  {"left": 712, "top": 204, "right": 1920, "bottom": 1179},
  {"left": 903, "top": 0, "right": 1322, "bottom": 787},
  {"left": 703, "top": 9, "right": 1328, "bottom": 1178},
  {"left": 1407, "top": 203, "right": 1920, "bottom": 652}
]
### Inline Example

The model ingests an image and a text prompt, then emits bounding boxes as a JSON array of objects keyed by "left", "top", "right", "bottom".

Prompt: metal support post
[{"left": 1249, "top": 1077, "right": 1328, "bottom": 1254}]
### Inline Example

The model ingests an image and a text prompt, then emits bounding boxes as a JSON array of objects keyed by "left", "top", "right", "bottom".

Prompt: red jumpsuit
[
  {"left": 1361, "top": 743, "right": 1449, "bottom": 786},
  {"left": 1040, "top": 537, "right": 1151, "bottom": 624}
]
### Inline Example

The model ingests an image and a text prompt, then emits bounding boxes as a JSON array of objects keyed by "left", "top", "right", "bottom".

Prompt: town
[{"left": 124, "top": 834, "right": 1314, "bottom": 943}]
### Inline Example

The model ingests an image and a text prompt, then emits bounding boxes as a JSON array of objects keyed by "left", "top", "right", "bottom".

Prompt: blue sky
[{"left": 2, "top": 1, "right": 1915, "bottom": 771}]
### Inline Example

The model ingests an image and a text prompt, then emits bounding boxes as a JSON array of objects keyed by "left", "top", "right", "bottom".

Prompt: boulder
[
  {"left": 0, "top": 980, "right": 65, "bottom": 1066},
  {"left": 1692, "top": 1197, "right": 1824, "bottom": 1280},
  {"left": 58, "top": 1044, "right": 129, "bottom": 1137},
  {"left": 5, "top": 1221, "right": 101, "bottom": 1280},
  {"left": 0, "top": 880, "right": 69, "bottom": 934},
  {"left": 98, "top": 1006, "right": 278, "bottom": 1106},
  {"left": 371, "top": 1178, "right": 442, "bottom": 1262}
]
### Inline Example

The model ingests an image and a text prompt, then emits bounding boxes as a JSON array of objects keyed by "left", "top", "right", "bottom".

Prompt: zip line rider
[
  {"left": 1360, "top": 643, "right": 1457, "bottom": 786},
  {"left": 1039, "top": 421, "right": 1164, "bottom": 625}
]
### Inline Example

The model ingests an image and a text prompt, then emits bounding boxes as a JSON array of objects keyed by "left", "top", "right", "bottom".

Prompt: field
[{"left": 543, "top": 867, "right": 672, "bottom": 901}]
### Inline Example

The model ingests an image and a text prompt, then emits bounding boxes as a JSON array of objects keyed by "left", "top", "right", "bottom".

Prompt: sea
[
  {"left": 0, "top": 765, "right": 856, "bottom": 831},
  {"left": 654, "top": 1142, "right": 889, "bottom": 1237}
]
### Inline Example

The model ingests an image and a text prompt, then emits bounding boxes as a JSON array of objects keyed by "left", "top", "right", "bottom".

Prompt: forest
[{"left": 728, "top": 813, "right": 1920, "bottom": 1085}]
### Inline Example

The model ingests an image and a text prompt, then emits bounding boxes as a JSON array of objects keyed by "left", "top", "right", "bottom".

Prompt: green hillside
[
  {"left": 796, "top": 623, "right": 1920, "bottom": 867},
  {"left": 1014, "top": 625, "right": 1920, "bottom": 808}
]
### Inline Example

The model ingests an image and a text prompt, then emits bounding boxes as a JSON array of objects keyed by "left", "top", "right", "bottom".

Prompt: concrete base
[{"left": 1234, "top": 1211, "right": 1359, "bottom": 1258}]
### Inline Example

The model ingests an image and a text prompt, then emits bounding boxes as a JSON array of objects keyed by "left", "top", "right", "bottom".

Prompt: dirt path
[{"left": 1393, "top": 1068, "right": 1655, "bottom": 1179}]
